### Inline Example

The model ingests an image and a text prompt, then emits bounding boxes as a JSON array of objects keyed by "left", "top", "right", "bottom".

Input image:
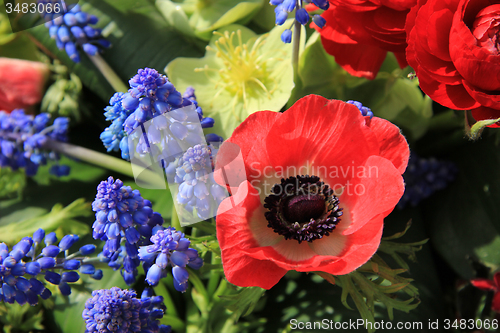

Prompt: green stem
[
  {"left": 154, "top": 280, "right": 180, "bottom": 318},
  {"left": 162, "top": 315, "right": 185, "bottom": 332},
  {"left": 187, "top": 267, "right": 210, "bottom": 305},
  {"left": 207, "top": 255, "right": 221, "bottom": 298},
  {"left": 171, "top": 205, "right": 182, "bottom": 232},
  {"left": 42, "top": 139, "right": 165, "bottom": 186},
  {"left": 88, "top": 54, "right": 128, "bottom": 93},
  {"left": 292, "top": 15, "right": 301, "bottom": 77},
  {"left": 211, "top": 278, "right": 227, "bottom": 303}
]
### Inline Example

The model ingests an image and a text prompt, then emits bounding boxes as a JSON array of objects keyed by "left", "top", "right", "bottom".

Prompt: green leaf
[
  {"left": 372, "top": 77, "right": 424, "bottom": 121},
  {"left": 20, "top": 0, "right": 203, "bottom": 101},
  {"left": 219, "top": 285, "right": 266, "bottom": 321},
  {"left": 0, "top": 168, "right": 26, "bottom": 199},
  {"left": 423, "top": 137, "right": 500, "bottom": 278},
  {"left": 166, "top": 21, "right": 296, "bottom": 138},
  {"left": 157, "top": 0, "right": 263, "bottom": 41},
  {"left": 0, "top": 198, "right": 91, "bottom": 243}
]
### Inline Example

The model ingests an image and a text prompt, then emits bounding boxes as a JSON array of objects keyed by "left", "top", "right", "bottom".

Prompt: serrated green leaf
[
  {"left": 219, "top": 286, "right": 266, "bottom": 321},
  {"left": 468, "top": 116, "right": 500, "bottom": 140}
]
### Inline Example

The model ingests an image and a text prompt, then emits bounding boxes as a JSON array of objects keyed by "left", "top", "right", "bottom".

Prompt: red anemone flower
[
  {"left": 214, "top": 95, "right": 409, "bottom": 289},
  {"left": 471, "top": 272, "right": 500, "bottom": 313}
]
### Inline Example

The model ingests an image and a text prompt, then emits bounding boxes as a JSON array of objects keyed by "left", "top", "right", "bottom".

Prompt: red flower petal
[
  {"left": 216, "top": 181, "right": 288, "bottom": 289},
  {"left": 471, "top": 278, "right": 497, "bottom": 291},
  {"left": 368, "top": 117, "right": 410, "bottom": 174},
  {"left": 265, "top": 96, "right": 379, "bottom": 188},
  {"left": 492, "top": 292, "right": 500, "bottom": 313},
  {"left": 339, "top": 155, "right": 405, "bottom": 235},
  {"left": 471, "top": 106, "right": 500, "bottom": 128}
]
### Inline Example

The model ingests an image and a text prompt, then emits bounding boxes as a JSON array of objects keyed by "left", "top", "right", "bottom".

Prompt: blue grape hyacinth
[
  {"left": 92, "top": 176, "right": 164, "bottom": 284},
  {"left": 39, "top": 2, "right": 111, "bottom": 62},
  {"left": 82, "top": 287, "right": 171, "bottom": 333},
  {"left": 0, "top": 229, "right": 101, "bottom": 305},
  {"left": 167, "top": 143, "right": 227, "bottom": 221},
  {"left": 270, "top": 0, "right": 329, "bottom": 43},
  {"left": 398, "top": 154, "right": 458, "bottom": 208},
  {"left": 138, "top": 226, "right": 203, "bottom": 292},
  {"left": 0, "top": 110, "right": 70, "bottom": 176},
  {"left": 101, "top": 68, "right": 214, "bottom": 161}
]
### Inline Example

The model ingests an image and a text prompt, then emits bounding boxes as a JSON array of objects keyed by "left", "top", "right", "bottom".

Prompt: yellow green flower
[{"left": 165, "top": 22, "right": 297, "bottom": 138}]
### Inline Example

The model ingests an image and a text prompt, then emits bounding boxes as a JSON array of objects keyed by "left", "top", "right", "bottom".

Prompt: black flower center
[{"left": 264, "top": 175, "right": 342, "bottom": 243}]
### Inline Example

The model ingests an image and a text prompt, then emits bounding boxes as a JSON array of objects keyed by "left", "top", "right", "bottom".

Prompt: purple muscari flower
[
  {"left": 0, "top": 110, "right": 70, "bottom": 177},
  {"left": 398, "top": 154, "right": 458, "bottom": 208},
  {"left": 170, "top": 144, "right": 227, "bottom": 220},
  {"left": 39, "top": 2, "right": 111, "bottom": 62},
  {"left": 0, "top": 228, "right": 100, "bottom": 305},
  {"left": 82, "top": 287, "right": 172, "bottom": 333},
  {"left": 101, "top": 69, "right": 214, "bottom": 161},
  {"left": 92, "top": 177, "right": 164, "bottom": 285},
  {"left": 138, "top": 227, "right": 203, "bottom": 292}
]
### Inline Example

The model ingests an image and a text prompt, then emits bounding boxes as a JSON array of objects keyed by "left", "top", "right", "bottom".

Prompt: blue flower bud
[
  {"left": 11, "top": 263, "right": 25, "bottom": 276},
  {"left": 42, "top": 245, "right": 61, "bottom": 257},
  {"left": 45, "top": 232, "right": 58, "bottom": 246},
  {"left": 145, "top": 264, "right": 162, "bottom": 286},
  {"left": 59, "top": 234, "right": 78, "bottom": 251},
  {"left": 312, "top": 14, "right": 326, "bottom": 29},
  {"left": 172, "top": 266, "right": 189, "bottom": 284},
  {"left": 25, "top": 262, "right": 41, "bottom": 275},
  {"left": 80, "top": 244, "right": 96, "bottom": 255},
  {"left": 83, "top": 43, "right": 98, "bottom": 55},
  {"left": 170, "top": 251, "right": 189, "bottom": 267},
  {"left": 33, "top": 229, "right": 45, "bottom": 243},
  {"left": 312, "top": 0, "right": 329, "bottom": 10},
  {"left": 37, "top": 257, "right": 56, "bottom": 269},
  {"left": 40, "top": 288, "right": 52, "bottom": 300},
  {"left": 62, "top": 271, "right": 80, "bottom": 283},
  {"left": 45, "top": 271, "right": 62, "bottom": 285},
  {"left": 29, "top": 278, "right": 45, "bottom": 294},
  {"left": 59, "top": 282, "right": 71, "bottom": 295},
  {"left": 80, "top": 264, "right": 96, "bottom": 275},
  {"left": 63, "top": 259, "right": 81, "bottom": 270},
  {"left": 281, "top": 29, "right": 292, "bottom": 44},
  {"left": 91, "top": 269, "right": 103, "bottom": 280},
  {"left": 16, "top": 277, "right": 31, "bottom": 292},
  {"left": 296, "top": 8, "right": 310, "bottom": 25}
]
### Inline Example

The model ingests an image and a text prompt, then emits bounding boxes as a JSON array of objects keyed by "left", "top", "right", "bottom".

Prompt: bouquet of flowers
[{"left": 0, "top": 0, "right": 499, "bottom": 332}]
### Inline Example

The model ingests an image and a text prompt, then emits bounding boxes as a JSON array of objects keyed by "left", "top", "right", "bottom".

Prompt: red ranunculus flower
[
  {"left": 311, "top": 0, "right": 416, "bottom": 80},
  {"left": 471, "top": 272, "right": 500, "bottom": 312},
  {"left": 214, "top": 95, "right": 409, "bottom": 289},
  {"left": 0, "top": 58, "right": 49, "bottom": 113},
  {"left": 406, "top": 0, "right": 500, "bottom": 125}
]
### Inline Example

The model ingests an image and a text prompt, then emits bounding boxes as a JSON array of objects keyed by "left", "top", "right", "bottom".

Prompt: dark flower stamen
[{"left": 264, "top": 175, "right": 342, "bottom": 243}]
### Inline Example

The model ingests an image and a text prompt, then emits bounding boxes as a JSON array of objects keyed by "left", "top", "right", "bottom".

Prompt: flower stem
[
  {"left": 42, "top": 139, "right": 165, "bottom": 186},
  {"left": 88, "top": 54, "right": 128, "bottom": 93},
  {"left": 292, "top": 16, "right": 301, "bottom": 77}
]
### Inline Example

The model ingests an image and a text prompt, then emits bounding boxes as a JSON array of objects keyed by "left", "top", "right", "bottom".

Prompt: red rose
[
  {"left": 471, "top": 272, "right": 500, "bottom": 312},
  {"left": 312, "top": 0, "right": 415, "bottom": 79},
  {"left": 0, "top": 58, "right": 49, "bottom": 112},
  {"left": 214, "top": 95, "right": 409, "bottom": 289},
  {"left": 406, "top": 0, "right": 500, "bottom": 124}
]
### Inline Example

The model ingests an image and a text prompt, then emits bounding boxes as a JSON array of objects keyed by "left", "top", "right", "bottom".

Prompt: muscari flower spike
[
  {"left": 82, "top": 287, "right": 171, "bottom": 333},
  {"left": 0, "top": 109, "right": 70, "bottom": 177},
  {"left": 0, "top": 228, "right": 101, "bottom": 306},
  {"left": 165, "top": 140, "right": 226, "bottom": 221},
  {"left": 100, "top": 68, "right": 214, "bottom": 160},
  {"left": 39, "top": 2, "right": 111, "bottom": 62},
  {"left": 270, "top": 0, "right": 329, "bottom": 43},
  {"left": 92, "top": 176, "right": 165, "bottom": 285},
  {"left": 398, "top": 153, "right": 458, "bottom": 208},
  {"left": 138, "top": 226, "right": 203, "bottom": 292}
]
